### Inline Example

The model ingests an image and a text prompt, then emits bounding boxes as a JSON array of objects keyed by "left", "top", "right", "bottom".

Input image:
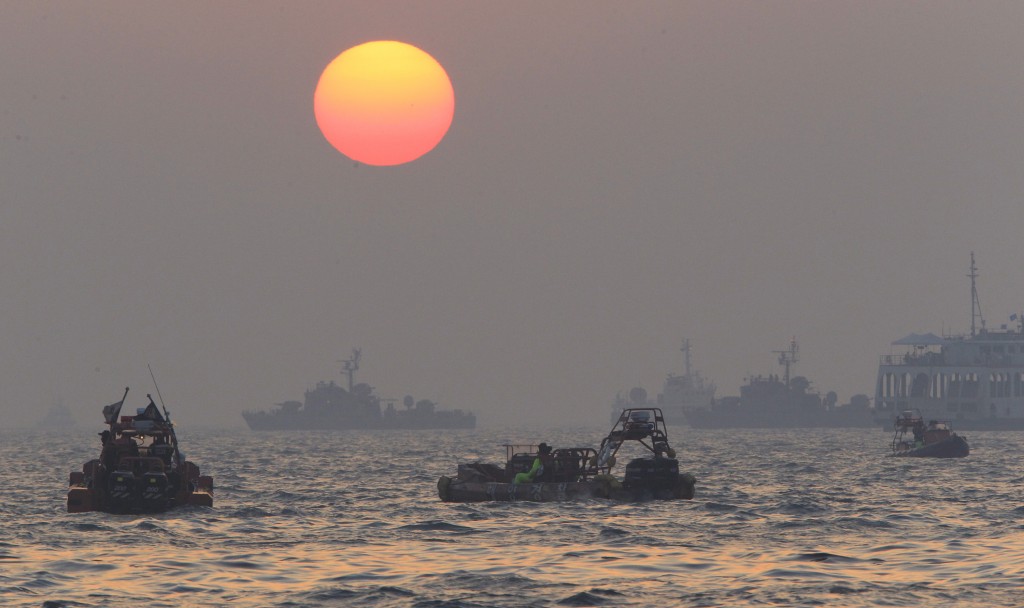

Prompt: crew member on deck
[
  {"left": 99, "top": 430, "right": 117, "bottom": 471},
  {"left": 514, "top": 443, "right": 552, "bottom": 484},
  {"left": 912, "top": 420, "right": 925, "bottom": 447}
]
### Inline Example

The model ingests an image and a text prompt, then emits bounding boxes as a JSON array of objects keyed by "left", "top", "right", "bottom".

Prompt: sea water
[{"left": 2, "top": 425, "right": 1023, "bottom": 607}]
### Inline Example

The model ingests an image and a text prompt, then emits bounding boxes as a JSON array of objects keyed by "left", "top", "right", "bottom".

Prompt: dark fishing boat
[
  {"left": 891, "top": 409, "right": 969, "bottom": 458},
  {"left": 67, "top": 387, "right": 213, "bottom": 513},
  {"left": 437, "top": 407, "right": 696, "bottom": 502}
]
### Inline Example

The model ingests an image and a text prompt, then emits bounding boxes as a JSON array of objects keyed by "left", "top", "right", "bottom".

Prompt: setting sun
[{"left": 313, "top": 41, "right": 455, "bottom": 166}]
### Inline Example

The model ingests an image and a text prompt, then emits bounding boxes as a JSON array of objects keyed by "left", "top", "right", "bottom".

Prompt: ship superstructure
[
  {"left": 875, "top": 254, "right": 1024, "bottom": 430},
  {"left": 612, "top": 340, "right": 716, "bottom": 426}
]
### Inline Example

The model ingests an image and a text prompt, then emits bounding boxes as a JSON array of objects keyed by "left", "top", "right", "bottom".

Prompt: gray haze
[{"left": 4, "top": 2, "right": 1024, "bottom": 429}]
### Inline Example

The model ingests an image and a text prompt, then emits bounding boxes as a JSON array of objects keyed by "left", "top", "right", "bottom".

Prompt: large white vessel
[
  {"left": 875, "top": 253, "right": 1024, "bottom": 430},
  {"left": 612, "top": 340, "right": 716, "bottom": 426}
]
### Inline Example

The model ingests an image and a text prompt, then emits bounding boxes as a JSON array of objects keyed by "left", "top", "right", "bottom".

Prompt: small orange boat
[
  {"left": 891, "top": 409, "right": 970, "bottom": 458},
  {"left": 68, "top": 387, "right": 213, "bottom": 513}
]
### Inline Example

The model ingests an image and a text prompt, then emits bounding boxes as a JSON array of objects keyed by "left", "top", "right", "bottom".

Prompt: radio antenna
[{"left": 148, "top": 363, "right": 167, "bottom": 411}]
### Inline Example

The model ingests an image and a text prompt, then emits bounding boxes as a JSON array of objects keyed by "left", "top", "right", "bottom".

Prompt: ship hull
[
  {"left": 68, "top": 459, "right": 213, "bottom": 514},
  {"left": 437, "top": 474, "right": 695, "bottom": 503},
  {"left": 684, "top": 407, "right": 876, "bottom": 429},
  {"left": 243, "top": 412, "right": 476, "bottom": 431},
  {"left": 893, "top": 435, "right": 970, "bottom": 458},
  {"left": 67, "top": 483, "right": 214, "bottom": 514}
]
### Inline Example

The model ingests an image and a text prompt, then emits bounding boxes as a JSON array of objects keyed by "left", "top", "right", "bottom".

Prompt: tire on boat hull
[
  {"left": 437, "top": 475, "right": 453, "bottom": 501},
  {"left": 677, "top": 472, "right": 696, "bottom": 499}
]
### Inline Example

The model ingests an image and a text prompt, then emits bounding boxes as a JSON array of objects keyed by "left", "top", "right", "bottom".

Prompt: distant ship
[
  {"left": 683, "top": 339, "right": 875, "bottom": 429},
  {"left": 874, "top": 253, "right": 1024, "bottom": 431},
  {"left": 36, "top": 400, "right": 79, "bottom": 429},
  {"left": 611, "top": 339, "right": 716, "bottom": 426},
  {"left": 243, "top": 349, "right": 476, "bottom": 431}
]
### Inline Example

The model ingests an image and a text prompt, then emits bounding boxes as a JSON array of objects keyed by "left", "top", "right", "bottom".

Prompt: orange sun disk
[{"left": 314, "top": 41, "right": 455, "bottom": 166}]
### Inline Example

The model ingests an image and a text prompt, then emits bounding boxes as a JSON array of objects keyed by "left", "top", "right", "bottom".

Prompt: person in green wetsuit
[{"left": 513, "top": 443, "right": 552, "bottom": 484}]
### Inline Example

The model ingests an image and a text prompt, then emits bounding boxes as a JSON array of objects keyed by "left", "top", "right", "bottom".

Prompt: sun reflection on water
[{"left": 3, "top": 427, "right": 1024, "bottom": 606}]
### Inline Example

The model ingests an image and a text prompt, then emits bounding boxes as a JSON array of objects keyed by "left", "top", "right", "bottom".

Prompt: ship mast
[
  {"left": 773, "top": 338, "right": 799, "bottom": 386},
  {"left": 681, "top": 339, "right": 692, "bottom": 378},
  {"left": 969, "top": 252, "right": 985, "bottom": 337},
  {"left": 341, "top": 348, "right": 361, "bottom": 392}
]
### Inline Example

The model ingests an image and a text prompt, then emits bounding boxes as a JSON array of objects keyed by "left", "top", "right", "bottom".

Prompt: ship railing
[{"left": 879, "top": 353, "right": 946, "bottom": 366}]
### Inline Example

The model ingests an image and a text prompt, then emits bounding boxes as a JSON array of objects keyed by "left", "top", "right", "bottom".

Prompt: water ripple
[{"left": 1, "top": 427, "right": 1023, "bottom": 607}]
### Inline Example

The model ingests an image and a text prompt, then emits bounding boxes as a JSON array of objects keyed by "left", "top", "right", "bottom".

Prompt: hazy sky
[{"left": 4, "top": 2, "right": 1024, "bottom": 428}]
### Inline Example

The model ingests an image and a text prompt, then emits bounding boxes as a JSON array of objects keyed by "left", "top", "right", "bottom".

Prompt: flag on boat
[
  {"left": 137, "top": 395, "right": 165, "bottom": 423},
  {"left": 102, "top": 395, "right": 126, "bottom": 424}
]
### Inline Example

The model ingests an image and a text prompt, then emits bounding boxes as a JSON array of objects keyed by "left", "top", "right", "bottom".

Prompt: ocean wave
[{"left": 2, "top": 427, "right": 1023, "bottom": 607}]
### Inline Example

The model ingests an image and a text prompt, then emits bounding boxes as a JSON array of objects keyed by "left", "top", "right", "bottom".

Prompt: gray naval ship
[
  {"left": 243, "top": 349, "right": 476, "bottom": 431},
  {"left": 874, "top": 253, "right": 1024, "bottom": 431},
  {"left": 683, "top": 339, "right": 875, "bottom": 429},
  {"left": 612, "top": 339, "right": 717, "bottom": 427}
]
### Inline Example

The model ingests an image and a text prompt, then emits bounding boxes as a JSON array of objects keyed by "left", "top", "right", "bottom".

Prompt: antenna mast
[
  {"left": 341, "top": 348, "right": 361, "bottom": 392},
  {"left": 681, "top": 339, "right": 692, "bottom": 377},
  {"left": 969, "top": 252, "right": 984, "bottom": 336},
  {"left": 773, "top": 338, "right": 799, "bottom": 386}
]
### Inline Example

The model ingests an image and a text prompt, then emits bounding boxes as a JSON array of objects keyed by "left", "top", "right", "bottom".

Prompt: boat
[
  {"left": 874, "top": 253, "right": 1024, "bottom": 430},
  {"left": 611, "top": 339, "right": 716, "bottom": 426},
  {"left": 242, "top": 349, "right": 476, "bottom": 431},
  {"left": 891, "top": 409, "right": 969, "bottom": 458},
  {"left": 35, "top": 400, "right": 78, "bottom": 429},
  {"left": 437, "top": 407, "right": 696, "bottom": 502},
  {"left": 67, "top": 387, "right": 213, "bottom": 513},
  {"left": 683, "top": 339, "right": 875, "bottom": 429}
]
